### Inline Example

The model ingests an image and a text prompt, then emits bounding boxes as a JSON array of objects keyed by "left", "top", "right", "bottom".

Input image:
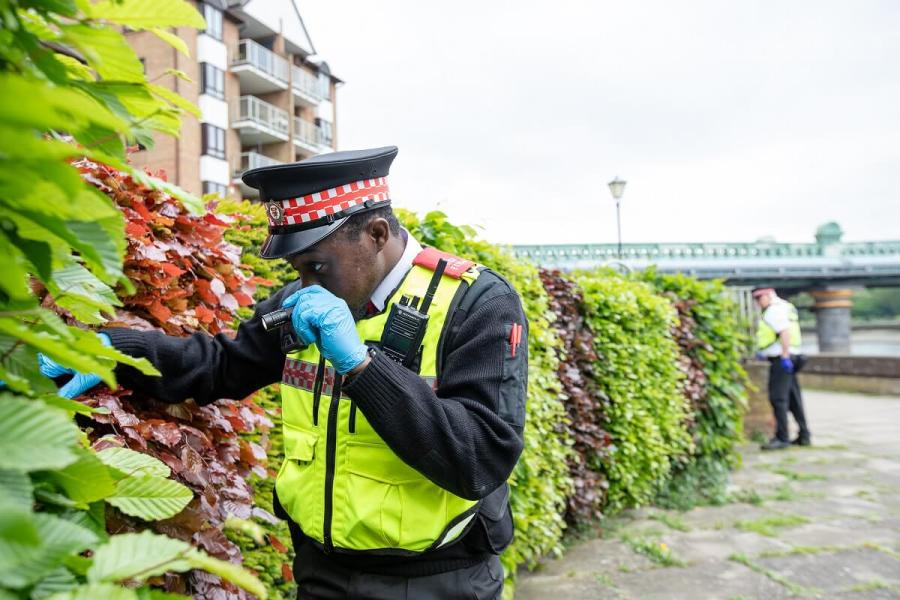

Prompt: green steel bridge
[
  {"left": 511, "top": 223, "right": 900, "bottom": 290},
  {"left": 512, "top": 223, "right": 900, "bottom": 354}
]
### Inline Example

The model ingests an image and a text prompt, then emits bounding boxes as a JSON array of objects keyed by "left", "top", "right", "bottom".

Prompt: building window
[
  {"left": 200, "top": 63, "right": 225, "bottom": 100},
  {"left": 202, "top": 4, "right": 223, "bottom": 40},
  {"left": 317, "top": 72, "right": 330, "bottom": 100},
  {"left": 201, "top": 123, "right": 225, "bottom": 159},
  {"left": 316, "top": 118, "right": 333, "bottom": 147},
  {"left": 202, "top": 181, "right": 228, "bottom": 197}
]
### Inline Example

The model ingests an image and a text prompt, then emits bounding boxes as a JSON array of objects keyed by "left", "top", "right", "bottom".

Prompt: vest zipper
[
  {"left": 312, "top": 355, "right": 326, "bottom": 426},
  {"left": 322, "top": 372, "right": 342, "bottom": 553}
]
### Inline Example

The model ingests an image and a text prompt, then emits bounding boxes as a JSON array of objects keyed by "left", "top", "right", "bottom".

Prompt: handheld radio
[{"left": 379, "top": 258, "right": 447, "bottom": 369}]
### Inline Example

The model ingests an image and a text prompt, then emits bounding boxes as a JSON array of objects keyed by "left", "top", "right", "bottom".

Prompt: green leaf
[
  {"left": 97, "top": 448, "right": 171, "bottom": 479},
  {"left": 39, "top": 394, "right": 111, "bottom": 417},
  {"left": 55, "top": 504, "right": 107, "bottom": 544},
  {"left": 88, "top": 0, "right": 205, "bottom": 29},
  {"left": 126, "top": 167, "right": 203, "bottom": 215},
  {"left": 107, "top": 475, "right": 192, "bottom": 521},
  {"left": 0, "top": 469, "right": 34, "bottom": 511},
  {"left": 86, "top": 530, "right": 191, "bottom": 583},
  {"left": 0, "top": 334, "right": 56, "bottom": 395},
  {"left": 61, "top": 25, "right": 144, "bottom": 83},
  {"left": 30, "top": 567, "right": 78, "bottom": 600},
  {"left": 0, "top": 396, "right": 79, "bottom": 472},
  {"left": 149, "top": 28, "right": 189, "bottom": 56},
  {"left": 0, "top": 318, "right": 116, "bottom": 387},
  {"left": 149, "top": 84, "right": 200, "bottom": 118},
  {"left": 0, "top": 512, "right": 98, "bottom": 589},
  {"left": 186, "top": 549, "right": 268, "bottom": 600},
  {"left": 163, "top": 68, "right": 193, "bottom": 82},
  {"left": 45, "top": 583, "right": 138, "bottom": 600},
  {"left": 0, "top": 229, "right": 36, "bottom": 304},
  {"left": 0, "top": 74, "right": 127, "bottom": 134},
  {"left": 135, "top": 589, "right": 189, "bottom": 600},
  {"left": 46, "top": 261, "right": 120, "bottom": 324},
  {"left": 46, "top": 450, "right": 118, "bottom": 504}
]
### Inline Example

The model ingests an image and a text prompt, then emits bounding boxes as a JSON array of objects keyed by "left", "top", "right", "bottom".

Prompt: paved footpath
[{"left": 516, "top": 390, "right": 900, "bottom": 599}]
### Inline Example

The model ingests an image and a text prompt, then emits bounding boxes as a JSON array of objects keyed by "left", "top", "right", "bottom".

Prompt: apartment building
[{"left": 127, "top": 0, "right": 340, "bottom": 199}]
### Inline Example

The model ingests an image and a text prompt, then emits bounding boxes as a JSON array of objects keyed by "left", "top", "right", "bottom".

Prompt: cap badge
[{"left": 266, "top": 201, "right": 285, "bottom": 226}]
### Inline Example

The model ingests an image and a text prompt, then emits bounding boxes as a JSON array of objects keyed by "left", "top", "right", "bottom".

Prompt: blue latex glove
[
  {"left": 282, "top": 286, "right": 368, "bottom": 374},
  {"left": 779, "top": 356, "right": 795, "bottom": 374},
  {"left": 38, "top": 333, "right": 111, "bottom": 398}
]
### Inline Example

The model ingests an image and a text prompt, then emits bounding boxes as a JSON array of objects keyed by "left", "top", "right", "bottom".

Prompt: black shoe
[
  {"left": 792, "top": 436, "right": 811, "bottom": 447},
  {"left": 761, "top": 438, "right": 791, "bottom": 451}
]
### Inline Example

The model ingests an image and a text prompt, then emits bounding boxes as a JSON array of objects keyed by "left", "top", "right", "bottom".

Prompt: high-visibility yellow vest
[
  {"left": 756, "top": 301, "right": 802, "bottom": 351},
  {"left": 275, "top": 257, "right": 481, "bottom": 554}
]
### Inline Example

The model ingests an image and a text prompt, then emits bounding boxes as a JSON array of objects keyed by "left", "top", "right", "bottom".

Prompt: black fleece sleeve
[
  {"left": 103, "top": 281, "right": 301, "bottom": 405},
  {"left": 342, "top": 275, "right": 528, "bottom": 501}
]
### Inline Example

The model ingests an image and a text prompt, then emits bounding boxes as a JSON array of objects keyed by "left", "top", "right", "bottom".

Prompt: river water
[{"left": 800, "top": 328, "right": 900, "bottom": 357}]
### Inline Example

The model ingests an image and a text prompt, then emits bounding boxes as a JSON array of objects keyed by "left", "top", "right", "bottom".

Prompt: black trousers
[
  {"left": 768, "top": 358, "right": 810, "bottom": 442},
  {"left": 294, "top": 546, "right": 503, "bottom": 600}
]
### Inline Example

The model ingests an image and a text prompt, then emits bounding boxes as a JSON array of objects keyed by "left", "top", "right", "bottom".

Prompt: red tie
[{"left": 365, "top": 301, "right": 378, "bottom": 317}]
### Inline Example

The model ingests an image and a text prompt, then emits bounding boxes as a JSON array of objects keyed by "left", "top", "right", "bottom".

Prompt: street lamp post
[{"left": 608, "top": 176, "right": 627, "bottom": 259}]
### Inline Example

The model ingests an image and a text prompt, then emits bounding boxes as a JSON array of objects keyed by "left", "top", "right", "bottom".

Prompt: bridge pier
[{"left": 811, "top": 289, "right": 853, "bottom": 353}]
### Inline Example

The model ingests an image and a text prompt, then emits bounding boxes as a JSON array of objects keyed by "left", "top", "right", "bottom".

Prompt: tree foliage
[{"left": 0, "top": 0, "right": 265, "bottom": 597}]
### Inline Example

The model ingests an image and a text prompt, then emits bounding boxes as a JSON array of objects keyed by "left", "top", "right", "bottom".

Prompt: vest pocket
[
  {"left": 276, "top": 424, "right": 319, "bottom": 533},
  {"left": 343, "top": 441, "right": 431, "bottom": 550}
]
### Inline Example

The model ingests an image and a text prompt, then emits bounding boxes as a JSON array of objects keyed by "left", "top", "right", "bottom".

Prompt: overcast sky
[{"left": 299, "top": 1, "right": 899, "bottom": 246}]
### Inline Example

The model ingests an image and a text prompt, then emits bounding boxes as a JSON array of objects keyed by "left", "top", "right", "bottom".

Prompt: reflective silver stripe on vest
[{"left": 282, "top": 358, "right": 437, "bottom": 393}]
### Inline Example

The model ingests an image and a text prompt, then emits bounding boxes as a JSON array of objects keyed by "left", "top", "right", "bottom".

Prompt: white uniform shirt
[
  {"left": 760, "top": 297, "right": 801, "bottom": 357},
  {"left": 368, "top": 229, "right": 423, "bottom": 312}
]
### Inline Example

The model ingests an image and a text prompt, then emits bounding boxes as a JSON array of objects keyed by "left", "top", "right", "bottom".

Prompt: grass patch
[
  {"left": 750, "top": 430, "right": 768, "bottom": 444},
  {"left": 848, "top": 579, "right": 890, "bottom": 593},
  {"left": 649, "top": 512, "right": 690, "bottom": 532},
  {"left": 729, "top": 488, "right": 765, "bottom": 506},
  {"left": 621, "top": 534, "right": 686, "bottom": 567},
  {"left": 728, "top": 553, "right": 819, "bottom": 596},
  {"left": 769, "top": 466, "right": 827, "bottom": 481},
  {"left": 757, "top": 544, "right": 843, "bottom": 558},
  {"left": 735, "top": 513, "right": 809, "bottom": 537},
  {"left": 594, "top": 572, "right": 616, "bottom": 588},
  {"left": 864, "top": 542, "right": 900, "bottom": 560}
]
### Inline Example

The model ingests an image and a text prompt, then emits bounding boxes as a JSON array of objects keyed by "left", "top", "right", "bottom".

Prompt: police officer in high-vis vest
[
  {"left": 752, "top": 287, "right": 811, "bottom": 450},
  {"left": 40, "top": 147, "right": 528, "bottom": 599}
]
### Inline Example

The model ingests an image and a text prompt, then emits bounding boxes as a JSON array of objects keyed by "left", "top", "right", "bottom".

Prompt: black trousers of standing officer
[
  {"left": 293, "top": 543, "right": 504, "bottom": 600},
  {"left": 768, "top": 357, "right": 810, "bottom": 442}
]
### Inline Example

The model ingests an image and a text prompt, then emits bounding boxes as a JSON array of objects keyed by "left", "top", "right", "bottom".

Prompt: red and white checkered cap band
[{"left": 267, "top": 177, "right": 390, "bottom": 227}]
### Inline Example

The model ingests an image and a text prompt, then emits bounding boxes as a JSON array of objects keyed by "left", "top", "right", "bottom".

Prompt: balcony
[
  {"left": 291, "top": 65, "right": 325, "bottom": 106},
  {"left": 233, "top": 151, "right": 283, "bottom": 197},
  {"left": 231, "top": 39, "right": 288, "bottom": 94},
  {"left": 232, "top": 95, "right": 289, "bottom": 144},
  {"left": 293, "top": 117, "right": 322, "bottom": 156}
]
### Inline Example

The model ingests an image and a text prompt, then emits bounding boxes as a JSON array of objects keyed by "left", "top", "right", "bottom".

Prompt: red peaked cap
[{"left": 242, "top": 146, "right": 398, "bottom": 259}]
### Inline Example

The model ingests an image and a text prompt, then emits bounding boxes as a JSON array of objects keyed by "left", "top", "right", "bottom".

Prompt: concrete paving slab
[
  {"left": 515, "top": 390, "right": 900, "bottom": 599},
  {"left": 755, "top": 548, "right": 900, "bottom": 592}
]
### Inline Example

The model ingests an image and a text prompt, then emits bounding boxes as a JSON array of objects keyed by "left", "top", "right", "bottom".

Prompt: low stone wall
[
  {"left": 800, "top": 355, "right": 900, "bottom": 396},
  {"left": 743, "top": 361, "right": 772, "bottom": 439}
]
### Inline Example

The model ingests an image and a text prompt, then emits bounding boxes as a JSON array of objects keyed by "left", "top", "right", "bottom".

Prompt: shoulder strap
[{"left": 413, "top": 247, "right": 476, "bottom": 279}]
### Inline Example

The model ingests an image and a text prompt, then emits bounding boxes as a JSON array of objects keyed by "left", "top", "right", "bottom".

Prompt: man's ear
[{"left": 368, "top": 217, "right": 391, "bottom": 252}]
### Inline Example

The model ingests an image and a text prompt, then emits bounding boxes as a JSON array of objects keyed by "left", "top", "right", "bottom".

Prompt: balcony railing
[
  {"left": 233, "top": 95, "right": 289, "bottom": 138},
  {"left": 291, "top": 65, "right": 325, "bottom": 103},
  {"left": 233, "top": 39, "right": 288, "bottom": 85},
  {"left": 237, "top": 151, "right": 282, "bottom": 176},
  {"left": 293, "top": 117, "right": 321, "bottom": 148}
]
